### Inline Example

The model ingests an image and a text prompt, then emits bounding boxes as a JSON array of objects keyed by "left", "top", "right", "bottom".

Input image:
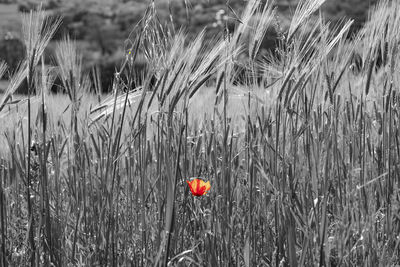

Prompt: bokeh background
[{"left": 0, "top": 0, "right": 378, "bottom": 93}]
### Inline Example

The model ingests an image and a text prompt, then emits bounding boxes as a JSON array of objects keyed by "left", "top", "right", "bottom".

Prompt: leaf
[{"left": 244, "top": 237, "right": 250, "bottom": 267}]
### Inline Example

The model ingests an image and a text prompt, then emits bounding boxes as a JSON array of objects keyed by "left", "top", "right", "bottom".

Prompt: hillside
[{"left": 0, "top": 0, "right": 380, "bottom": 93}]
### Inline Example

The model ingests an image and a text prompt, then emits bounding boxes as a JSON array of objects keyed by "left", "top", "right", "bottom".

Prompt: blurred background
[{"left": 0, "top": 0, "right": 378, "bottom": 93}]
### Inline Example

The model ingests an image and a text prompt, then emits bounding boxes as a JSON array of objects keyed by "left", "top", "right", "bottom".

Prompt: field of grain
[{"left": 0, "top": 0, "right": 400, "bottom": 266}]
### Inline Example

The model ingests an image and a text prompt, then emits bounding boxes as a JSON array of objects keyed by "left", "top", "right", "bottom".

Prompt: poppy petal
[{"left": 187, "top": 178, "right": 210, "bottom": 196}]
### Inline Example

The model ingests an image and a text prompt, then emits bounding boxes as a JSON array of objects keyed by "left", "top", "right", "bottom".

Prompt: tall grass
[{"left": 0, "top": 0, "right": 400, "bottom": 266}]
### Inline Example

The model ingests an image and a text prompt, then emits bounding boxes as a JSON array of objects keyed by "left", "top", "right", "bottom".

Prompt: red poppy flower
[{"left": 186, "top": 178, "right": 210, "bottom": 196}]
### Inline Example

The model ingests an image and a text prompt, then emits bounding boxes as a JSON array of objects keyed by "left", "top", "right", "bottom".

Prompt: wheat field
[{"left": 0, "top": 0, "right": 399, "bottom": 266}]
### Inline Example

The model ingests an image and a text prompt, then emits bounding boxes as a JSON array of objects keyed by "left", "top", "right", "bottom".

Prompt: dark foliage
[{"left": 0, "top": 36, "right": 25, "bottom": 76}]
